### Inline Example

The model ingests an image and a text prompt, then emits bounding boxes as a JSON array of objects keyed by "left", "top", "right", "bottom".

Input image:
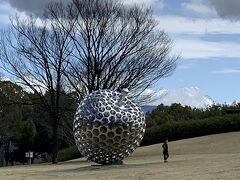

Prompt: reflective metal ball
[{"left": 73, "top": 89, "right": 146, "bottom": 164}]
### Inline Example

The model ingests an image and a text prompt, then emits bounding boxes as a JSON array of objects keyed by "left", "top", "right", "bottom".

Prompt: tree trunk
[{"left": 51, "top": 114, "right": 59, "bottom": 164}]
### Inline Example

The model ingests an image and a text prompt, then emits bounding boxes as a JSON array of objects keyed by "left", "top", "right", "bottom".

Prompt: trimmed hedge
[
  {"left": 47, "top": 146, "right": 82, "bottom": 162},
  {"left": 141, "top": 114, "right": 240, "bottom": 146}
]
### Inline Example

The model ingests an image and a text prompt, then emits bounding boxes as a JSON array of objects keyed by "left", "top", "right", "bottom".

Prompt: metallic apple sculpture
[{"left": 73, "top": 89, "right": 146, "bottom": 164}]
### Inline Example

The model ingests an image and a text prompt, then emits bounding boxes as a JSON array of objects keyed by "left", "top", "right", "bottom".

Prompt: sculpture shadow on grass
[{"left": 51, "top": 161, "right": 163, "bottom": 174}]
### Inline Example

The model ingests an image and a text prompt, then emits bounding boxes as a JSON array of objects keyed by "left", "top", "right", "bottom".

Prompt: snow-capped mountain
[{"left": 144, "top": 87, "right": 215, "bottom": 109}]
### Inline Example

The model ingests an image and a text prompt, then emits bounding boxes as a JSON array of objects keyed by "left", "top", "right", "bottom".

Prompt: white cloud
[
  {"left": 173, "top": 38, "right": 240, "bottom": 59},
  {"left": 122, "top": 0, "right": 164, "bottom": 9},
  {"left": 0, "top": 2, "right": 16, "bottom": 24},
  {"left": 182, "top": 0, "right": 217, "bottom": 18},
  {"left": 156, "top": 15, "right": 240, "bottom": 35},
  {"left": 212, "top": 68, "right": 240, "bottom": 74},
  {"left": 155, "top": 15, "right": 240, "bottom": 59},
  {"left": 2, "top": 0, "right": 240, "bottom": 61}
]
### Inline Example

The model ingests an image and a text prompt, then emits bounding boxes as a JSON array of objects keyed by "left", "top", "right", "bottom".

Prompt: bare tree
[
  {"left": 50, "top": 0, "right": 178, "bottom": 101},
  {"left": 0, "top": 4, "right": 74, "bottom": 163}
]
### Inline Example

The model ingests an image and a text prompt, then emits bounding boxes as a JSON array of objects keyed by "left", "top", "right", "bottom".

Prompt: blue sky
[
  {"left": 0, "top": 0, "right": 240, "bottom": 104},
  {"left": 148, "top": 0, "right": 240, "bottom": 104}
]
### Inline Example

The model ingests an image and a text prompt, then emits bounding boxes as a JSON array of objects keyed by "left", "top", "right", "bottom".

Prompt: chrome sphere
[{"left": 73, "top": 89, "right": 146, "bottom": 164}]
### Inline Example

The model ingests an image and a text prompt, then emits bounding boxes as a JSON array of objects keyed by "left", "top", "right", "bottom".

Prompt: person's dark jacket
[{"left": 162, "top": 142, "right": 168, "bottom": 154}]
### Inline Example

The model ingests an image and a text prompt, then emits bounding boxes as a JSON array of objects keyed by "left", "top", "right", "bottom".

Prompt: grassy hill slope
[{"left": 0, "top": 132, "right": 239, "bottom": 180}]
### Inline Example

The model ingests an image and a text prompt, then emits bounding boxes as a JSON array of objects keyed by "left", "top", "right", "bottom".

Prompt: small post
[{"left": 28, "top": 158, "right": 31, "bottom": 166}]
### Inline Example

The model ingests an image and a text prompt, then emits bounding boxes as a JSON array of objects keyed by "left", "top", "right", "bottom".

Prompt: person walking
[{"left": 162, "top": 139, "right": 169, "bottom": 162}]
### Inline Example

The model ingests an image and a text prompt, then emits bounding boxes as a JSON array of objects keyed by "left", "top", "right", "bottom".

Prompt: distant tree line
[{"left": 142, "top": 103, "right": 240, "bottom": 146}]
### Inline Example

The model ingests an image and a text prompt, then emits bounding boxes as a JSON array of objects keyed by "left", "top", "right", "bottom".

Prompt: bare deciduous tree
[
  {"left": 50, "top": 0, "right": 178, "bottom": 101},
  {"left": 0, "top": 6, "right": 73, "bottom": 163}
]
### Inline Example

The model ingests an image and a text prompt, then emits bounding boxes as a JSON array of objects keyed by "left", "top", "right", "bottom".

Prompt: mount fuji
[{"left": 141, "top": 87, "right": 215, "bottom": 112}]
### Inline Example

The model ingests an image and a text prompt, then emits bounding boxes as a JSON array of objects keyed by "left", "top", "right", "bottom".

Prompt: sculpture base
[{"left": 91, "top": 160, "right": 124, "bottom": 166}]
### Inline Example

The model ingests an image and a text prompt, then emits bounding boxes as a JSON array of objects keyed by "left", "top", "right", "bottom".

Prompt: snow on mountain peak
[{"left": 144, "top": 87, "right": 215, "bottom": 109}]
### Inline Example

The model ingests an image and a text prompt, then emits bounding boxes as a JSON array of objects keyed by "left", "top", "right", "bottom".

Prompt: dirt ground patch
[{"left": 0, "top": 132, "right": 239, "bottom": 180}]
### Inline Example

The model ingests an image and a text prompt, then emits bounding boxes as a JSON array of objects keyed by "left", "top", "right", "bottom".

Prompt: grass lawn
[{"left": 0, "top": 132, "right": 239, "bottom": 180}]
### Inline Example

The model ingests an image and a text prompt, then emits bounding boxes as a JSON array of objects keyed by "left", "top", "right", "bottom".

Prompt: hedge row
[
  {"left": 141, "top": 114, "right": 240, "bottom": 146},
  {"left": 47, "top": 146, "right": 82, "bottom": 162}
]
